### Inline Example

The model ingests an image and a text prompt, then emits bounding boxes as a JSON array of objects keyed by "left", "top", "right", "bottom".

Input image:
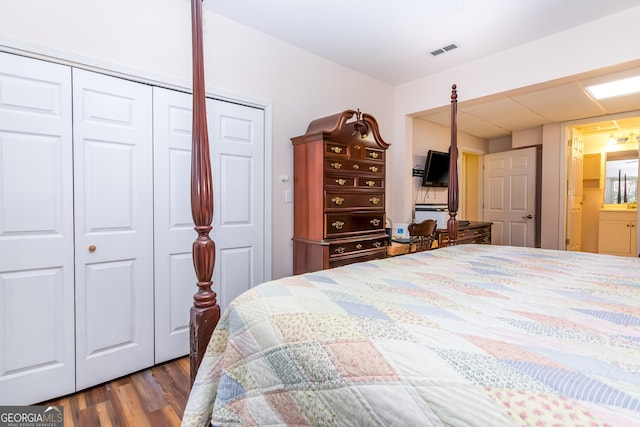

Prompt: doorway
[
  {"left": 564, "top": 115, "right": 640, "bottom": 255},
  {"left": 461, "top": 151, "right": 482, "bottom": 221}
]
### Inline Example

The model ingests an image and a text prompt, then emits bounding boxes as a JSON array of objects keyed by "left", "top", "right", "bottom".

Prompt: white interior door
[
  {"left": 0, "top": 53, "right": 75, "bottom": 404},
  {"left": 567, "top": 135, "right": 584, "bottom": 251},
  {"left": 210, "top": 100, "right": 265, "bottom": 313},
  {"left": 73, "top": 69, "right": 154, "bottom": 390},
  {"left": 153, "top": 87, "right": 197, "bottom": 363},
  {"left": 153, "top": 89, "right": 266, "bottom": 361},
  {"left": 483, "top": 147, "right": 537, "bottom": 247}
]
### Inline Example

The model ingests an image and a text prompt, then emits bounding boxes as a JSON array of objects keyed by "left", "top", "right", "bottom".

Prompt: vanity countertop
[{"left": 599, "top": 206, "right": 637, "bottom": 212}]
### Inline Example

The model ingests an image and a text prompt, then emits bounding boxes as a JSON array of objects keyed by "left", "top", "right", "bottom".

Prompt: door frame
[
  {"left": 561, "top": 112, "right": 640, "bottom": 255},
  {"left": 460, "top": 148, "right": 485, "bottom": 222}
]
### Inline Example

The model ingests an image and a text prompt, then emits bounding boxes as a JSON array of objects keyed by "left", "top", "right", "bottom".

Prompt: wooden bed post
[
  {"left": 189, "top": 0, "right": 220, "bottom": 385},
  {"left": 447, "top": 84, "right": 459, "bottom": 245}
]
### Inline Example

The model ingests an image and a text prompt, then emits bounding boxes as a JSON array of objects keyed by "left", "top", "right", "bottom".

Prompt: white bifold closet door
[
  {"left": 152, "top": 87, "right": 197, "bottom": 363},
  {"left": 0, "top": 52, "right": 265, "bottom": 402},
  {"left": 153, "top": 87, "right": 265, "bottom": 362},
  {"left": 72, "top": 69, "right": 154, "bottom": 390},
  {"left": 209, "top": 99, "right": 265, "bottom": 312},
  {"left": 0, "top": 53, "right": 75, "bottom": 405}
]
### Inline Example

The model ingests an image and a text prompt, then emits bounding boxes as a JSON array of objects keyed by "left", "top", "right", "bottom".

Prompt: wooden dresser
[
  {"left": 291, "top": 110, "right": 390, "bottom": 274},
  {"left": 437, "top": 221, "right": 492, "bottom": 247}
]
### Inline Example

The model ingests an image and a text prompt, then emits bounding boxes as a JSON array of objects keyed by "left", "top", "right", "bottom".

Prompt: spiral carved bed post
[
  {"left": 447, "top": 84, "right": 459, "bottom": 245},
  {"left": 190, "top": 0, "right": 220, "bottom": 385}
]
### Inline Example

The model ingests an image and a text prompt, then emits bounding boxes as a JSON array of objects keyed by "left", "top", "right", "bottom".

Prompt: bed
[
  {"left": 183, "top": 2, "right": 640, "bottom": 426},
  {"left": 182, "top": 244, "right": 640, "bottom": 426}
]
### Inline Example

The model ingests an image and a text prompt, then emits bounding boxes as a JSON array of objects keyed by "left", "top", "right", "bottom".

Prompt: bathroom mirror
[{"left": 604, "top": 150, "right": 639, "bottom": 204}]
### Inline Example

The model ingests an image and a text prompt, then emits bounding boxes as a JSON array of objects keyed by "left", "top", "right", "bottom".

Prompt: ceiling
[
  {"left": 203, "top": 0, "right": 640, "bottom": 139},
  {"left": 412, "top": 64, "right": 640, "bottom": 139}
]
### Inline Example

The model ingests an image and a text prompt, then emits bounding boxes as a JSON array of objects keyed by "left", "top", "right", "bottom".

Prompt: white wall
[
  {"left": 390, "top": 5, "right": 640, "bottom": 249},
  {"left": 3, "top": 0, "right": 640, "bottom": 270},
  {"left": 0, "top": 0, "right": 394, "bottom": 279},
  {"left": 409, "top": 119, "right": 488, "bottom": 222}
]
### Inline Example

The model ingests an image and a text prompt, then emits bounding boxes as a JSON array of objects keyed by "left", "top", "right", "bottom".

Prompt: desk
[
  {"left": 387, "top": 222, "right": 492, "bottom": 257},
  {"left": 386, "top": 241, "right": 416, "bottom": 256},
  {"left": 437, "top": 221, "right": 492, "bottom": 247},
  {"left": 387, "top": 238, "right": 439, "bottom": 256}
]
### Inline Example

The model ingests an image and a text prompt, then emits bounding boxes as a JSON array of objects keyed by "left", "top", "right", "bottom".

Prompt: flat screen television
[{"left": 422, "top": 150, "right": 449, "bottom": 187}]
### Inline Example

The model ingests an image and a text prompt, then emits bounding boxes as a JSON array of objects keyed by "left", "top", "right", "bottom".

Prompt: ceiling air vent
[{"left": 430, "top": 43, "right": 458, "bottom": 57}]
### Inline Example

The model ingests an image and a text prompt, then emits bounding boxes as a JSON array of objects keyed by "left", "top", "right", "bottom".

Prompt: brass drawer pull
[
  {"left": 332, "top": 196, "right": 344, "bottom": 205},
  {"left": 373, "top": 242, "right": 382, "bottom": 248},
  {"left": 331, "top": 162, "right": 342, "bottom": 169},
  {"left": 369, "top": 166, "right": 379, "bottom": 173},
  {"left": 366, "top": 180, "right": 375, "bottom": 187},
  {"left": 332, "top": 221, "right": 345, "bottom": 229},
  {"left": 335, "top": 179, "right": 346, "bottom": 186},
  {"left": 369, "top": 152, "right": 379, "bottom": 159},
  {"left": 352, "top": 164, "right": 360, "bottom": 170},
  {"left": 369, "top": 197, "right": 380, "bottom": 205},
  {"left": 355, "top": 244, "right": 363, "bottom": 249},
  {"left": 330, "top": 146, "right": 343, "bottom": 154},
  {"left": 354, "top": 144, "right": 361, "bottom": 150},
  {"left": 335, "top": 247, "right": 346, "bottom": 254},
  {"left": 370, "top": 219, "right": 381, "bottom": 226}
]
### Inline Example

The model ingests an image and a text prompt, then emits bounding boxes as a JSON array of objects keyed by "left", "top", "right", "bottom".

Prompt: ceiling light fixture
[
  {"left": 586, "top": 75, "right": 640, "bottom": 99},
  {"left": 607, "top": 134, "right": 617, "bottom": 145}
]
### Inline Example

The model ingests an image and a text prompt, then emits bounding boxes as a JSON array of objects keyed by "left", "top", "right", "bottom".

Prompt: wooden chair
[{"left": 408, "top": 219, "right": 437, "bottom": 252}]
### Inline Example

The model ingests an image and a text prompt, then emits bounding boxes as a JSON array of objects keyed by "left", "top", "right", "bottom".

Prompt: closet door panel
[
  {"left": 0, "top": 52, "right": 75, "bottom": 404},
  {"left": 153, "top": 88, "right": 266, "bottom": 361},
  {"left": 73, "top": 69, "right": 154, "bottom": 390},
  {"left": 153, "top": 87, "right": 196, "bottom": 362},
  {"left": 210, "top": 100, "right": 265, "bottom": 313}
]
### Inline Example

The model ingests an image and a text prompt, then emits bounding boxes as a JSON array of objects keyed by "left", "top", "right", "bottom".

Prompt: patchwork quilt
[{"left": 181, "top": 245, "right": 640, "bottom": 427}]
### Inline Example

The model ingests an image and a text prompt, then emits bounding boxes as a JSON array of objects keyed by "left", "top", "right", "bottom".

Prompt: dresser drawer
[
  {"left": 325, "top": 141, "right": 348, "bottom": 157},
  {"left": 324, "top": 175, "right": 356, "bottom": 188},
  {"left": 329, "top": 248, "right": 387, "bottom": 268},
  {"left": 325, "top": 192, "right": 384, "bottom": 210},
  {"left": 329, "top": 237, "right": 387, "bottom": 257},
  {"left": 364, "top": 147, "right": 385, "bottom": 162},
  {"left": 324, "top": 159, "right": 385, "bottom": 175},
  {"left": 325, "top": 141, "right": 386, "bottom": 162},
  {"left": 325, "top": 212, "right": 385, "bottom": 237},
  {"left": 356, "top": 177, "right": 384, "bottom": 188}
]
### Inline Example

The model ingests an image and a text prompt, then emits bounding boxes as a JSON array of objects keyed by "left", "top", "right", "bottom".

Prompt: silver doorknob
[{"left": 522, "top": 215, "right": 533, "bottom": 219}]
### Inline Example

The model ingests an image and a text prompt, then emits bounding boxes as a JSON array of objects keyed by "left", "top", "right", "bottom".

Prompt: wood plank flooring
[{"left": 41, "top": 357, "right": 190, "bottom": 427}]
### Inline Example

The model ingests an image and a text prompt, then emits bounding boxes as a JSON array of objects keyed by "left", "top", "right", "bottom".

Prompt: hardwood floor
[{"left": 42, "top": 357, "right": 190, "bottom": 427}]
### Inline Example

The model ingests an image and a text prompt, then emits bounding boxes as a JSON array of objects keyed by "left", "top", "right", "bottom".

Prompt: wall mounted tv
[{"left": 422, "top": 150, "right": 449, "bottom": 187}]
